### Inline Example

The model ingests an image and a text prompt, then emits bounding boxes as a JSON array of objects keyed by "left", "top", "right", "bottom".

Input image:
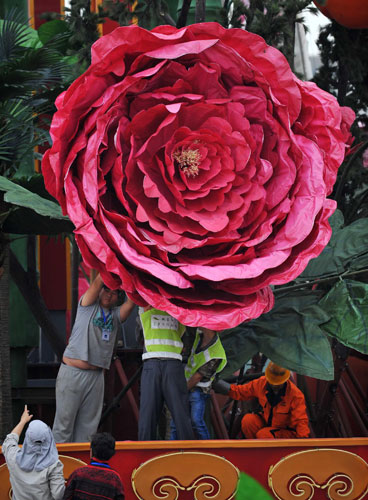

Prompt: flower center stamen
[{"left": 173, "top": 148, "right": 201, "bottom": 177}]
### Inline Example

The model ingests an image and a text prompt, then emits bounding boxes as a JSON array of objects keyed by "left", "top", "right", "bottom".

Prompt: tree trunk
[
  {"left": 176, "top": 0, "right": 193, "bottom": 28},
  {"left": 0, "top": 246, "right": 13, "bottom": 442},
  {"left": 195, "top": 0, "right": 206, "bottom": 23},
  {"left": 284, "top": 17, "right": 296, "bottom": 71}
]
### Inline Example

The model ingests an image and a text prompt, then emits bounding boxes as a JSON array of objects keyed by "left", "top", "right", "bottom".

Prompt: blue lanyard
[{"left": 101, "top": 307, "right": 111, "bottom": 325}]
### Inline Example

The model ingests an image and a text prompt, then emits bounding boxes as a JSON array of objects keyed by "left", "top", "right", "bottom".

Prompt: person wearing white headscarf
[{"left": 2, "top": 405, "right": 65, "bottom": 500}]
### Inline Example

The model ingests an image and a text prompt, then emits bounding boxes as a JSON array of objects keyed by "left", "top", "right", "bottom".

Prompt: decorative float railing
[{"left": 2, "top": 437, "right": 368, "bottom": 499}]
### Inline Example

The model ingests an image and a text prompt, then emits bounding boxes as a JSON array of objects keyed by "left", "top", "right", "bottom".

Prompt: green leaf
[
  {"left": 61, "top": 54, "right": 79, "bottom": 66},
  {"left": 319, "top": 279, "right": 368, "bottom": 354},
  {"left": 37, "top": 20, "right": 70, "bottom": 45},
  {"left": 0, "top": 175, "right": 69, "bottom": 220},
  {"left": 300, "top": 216, "right": 368, "bottom": 279},
  {"left": 2, "top": 206, "right": 74, "bottom": 235},
  {"left": 0, "top": 9, "right": 41, "bottom": 61},
  {"left": 12, "top": 173, "right": 56, "bottom": 201},
  {"left": 221, "top": 290, "right": 334, "bottom": 380},
  {"left": 235, "top": 472, "right": 273, "bottom": 500}
]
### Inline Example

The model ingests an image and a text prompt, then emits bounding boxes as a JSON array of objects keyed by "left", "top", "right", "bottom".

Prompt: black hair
[
  {"left": 101, "top": 285, "right": 125, "bottom": 305},
  {"left": 90, "top": 432, "right": 116, "bottom": 461}
]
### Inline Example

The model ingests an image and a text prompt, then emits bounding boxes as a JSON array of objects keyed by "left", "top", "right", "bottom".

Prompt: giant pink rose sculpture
[{"left": 42, "top": 23, "right": 354, "bottom": 330}]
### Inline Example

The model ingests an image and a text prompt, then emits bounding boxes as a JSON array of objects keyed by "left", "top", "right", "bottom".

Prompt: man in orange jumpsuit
[{"left": 215, "top": 362, "right": 310, "bottom": 439}]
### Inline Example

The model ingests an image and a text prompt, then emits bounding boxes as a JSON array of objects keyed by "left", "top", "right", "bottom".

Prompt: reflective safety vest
[
  {"left": 185, "top": 330, "right": 227, "bottom": 388},
  {"left": 140, "top": 308, "right": 186, "bottom": 361}
]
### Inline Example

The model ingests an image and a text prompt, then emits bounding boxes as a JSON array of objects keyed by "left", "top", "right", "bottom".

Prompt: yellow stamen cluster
[{"left": 173, "top": 148, "right": 201, "bottom": 177}]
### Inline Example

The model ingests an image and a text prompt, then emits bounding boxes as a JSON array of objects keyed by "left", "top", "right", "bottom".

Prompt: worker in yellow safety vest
[
  {"left": 171, "top": 327, "right": 227, "bottom": 439},
  {"left": 138, "top": 306, "right": 194, "bottom": 440}
]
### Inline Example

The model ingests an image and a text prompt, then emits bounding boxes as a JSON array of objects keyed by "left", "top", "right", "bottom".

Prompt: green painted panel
[
  {"left": 166, "top": 0, "right": 178, "bottom": 22},
  {"left": 10, "top": 237, "right": 39, "bottom": 348},
  {"left": 10, "top": 348, "right": 28, "bottom": 387}
]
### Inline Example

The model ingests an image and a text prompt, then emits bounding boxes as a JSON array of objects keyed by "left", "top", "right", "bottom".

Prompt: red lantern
[{"left": 313, "top": 0, "right": 368, "bottom": 29}]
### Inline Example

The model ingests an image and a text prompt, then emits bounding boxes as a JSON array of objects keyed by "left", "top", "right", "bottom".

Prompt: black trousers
[{"left": 138, "top": 358, "right": 194, "bottom": 440}]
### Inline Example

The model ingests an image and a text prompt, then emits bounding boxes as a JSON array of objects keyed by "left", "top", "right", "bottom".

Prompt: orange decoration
[
  {"left": 268, "top": 448, "right": 368, "bottom": 500},
  {"left": 313, "top": 0, "right": 368, "bottom": 29},
  {"left": 131, "top": 451, "right": 239, "bottom": 500}
]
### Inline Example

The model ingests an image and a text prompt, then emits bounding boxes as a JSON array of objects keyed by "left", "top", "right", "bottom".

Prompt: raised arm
[
  {"left": 80, "top": 273, "right": 104, "bottom": 306},
  {"left": 120, "top": 297, "right": 136, "bottom": 322},
  {"left": 11, "top": 405, "right": 33, "bottom": 437}
]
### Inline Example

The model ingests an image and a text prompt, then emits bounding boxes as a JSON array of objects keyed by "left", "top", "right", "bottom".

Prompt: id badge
[{"left": 102, "top": 329, "right": 110, "bottom": 342}]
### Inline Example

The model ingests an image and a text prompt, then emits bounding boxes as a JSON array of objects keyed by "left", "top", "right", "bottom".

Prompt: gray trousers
[
  {"left": 52, "top": 363, "right": 104, "bottom": 443},
  {"left": 138, "top": 358, "right": 194, "bottom": 440}
]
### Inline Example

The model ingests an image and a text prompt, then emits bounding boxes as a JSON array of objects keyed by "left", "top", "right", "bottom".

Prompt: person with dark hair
[
  {"left": 53, "top": 273, "right": 135, "bottom": 443},
  {"left": 63, "top": 432, "right": 124, "bottom": 499},
  {"left": 2, "top": 405, "right": 65, "bottom": 499}
]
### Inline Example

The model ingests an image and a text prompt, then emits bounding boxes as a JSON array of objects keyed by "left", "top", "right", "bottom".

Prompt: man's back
[{"left": 63, "top": 463, "right": 124, "bottom": 500}]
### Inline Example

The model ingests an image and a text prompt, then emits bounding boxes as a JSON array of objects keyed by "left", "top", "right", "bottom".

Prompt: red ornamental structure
[
  {"left": 313, "top": 0, "right": 368, "bottom": 29},
  {"left": 42, "top": 23, "right": 354, "bottom": 330},
  {"left": 2, "top": 438, "right": 368, "bottom": 498}
]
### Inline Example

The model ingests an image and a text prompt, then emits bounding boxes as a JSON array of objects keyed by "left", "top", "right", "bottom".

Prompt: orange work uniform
[{"left": 229, "top": 376, "right": 310, "bottom": 439}]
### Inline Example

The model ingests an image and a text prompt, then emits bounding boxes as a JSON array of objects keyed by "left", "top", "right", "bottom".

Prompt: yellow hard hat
[{"left": 265, "top": 362, "right": 290, "bottom": 385}]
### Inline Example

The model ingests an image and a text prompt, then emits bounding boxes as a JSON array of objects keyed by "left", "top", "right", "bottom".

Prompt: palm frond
[
  {"left": 0, "top": 49, "right": 68, "bottom": 103},
  {"left": 0, "top": 98, "right": 34, "bottom": 173},
  {"left": 0, "top": 8, "right": 34, "bottom": 62}
]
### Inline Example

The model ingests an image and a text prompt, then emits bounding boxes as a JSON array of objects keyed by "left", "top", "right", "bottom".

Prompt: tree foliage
[
  {"left": 0, "top": 9, "right": 69, "bottom": 177},
  {"left": 103, "top": 0, "right": 175, "bottom": 29},
  {"left": 0, "top": 9, "right": 75, "bottom": 235},
  {"left": 224, "top": 0, "right": 315, "bottom": 69},
  {"left": 313, "top": 22, "right": 368, "bottom": 225}
]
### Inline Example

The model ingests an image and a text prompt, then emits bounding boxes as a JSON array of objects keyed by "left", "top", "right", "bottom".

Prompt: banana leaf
[
  {"left": 220, "top": 290, "right": 334, "bottom": 380},
  {"left": 300, "top": 214, "right": 368, "bottom": 279},
  {"left": 0, "top": 175, "right": 74, "bottom": 234},
  {"left": 319, "top": 279, "right": 368, "bottom": 353}
]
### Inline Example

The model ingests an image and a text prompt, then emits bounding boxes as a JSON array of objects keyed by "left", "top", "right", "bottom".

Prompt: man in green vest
[
  {"left": 138, "top": 306, "right": 194, "bottom": 440},
  {"left": 171, "top": 327, "right": 227, "bottom": 439}
]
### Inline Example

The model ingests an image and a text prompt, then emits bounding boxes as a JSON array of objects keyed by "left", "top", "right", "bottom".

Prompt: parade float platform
[{"left": 2, "top": 437, "right": 368, "bottom": 499}]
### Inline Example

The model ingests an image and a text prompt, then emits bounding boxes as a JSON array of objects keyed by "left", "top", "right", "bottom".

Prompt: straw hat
[{"left": 265, "top": 362, "right": 290, "bottom": 385}]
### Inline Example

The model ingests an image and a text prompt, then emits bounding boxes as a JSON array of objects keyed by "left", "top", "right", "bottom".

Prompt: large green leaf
[
  {"left": 319, "top": 279, "right": 368, "bottom": 354},
  {"left": 0, "top": 175, "right": 74, "bottom": 234},
  {"left": 12, "top": 173, "right": 56, "bottom": 200},
  {"left": 37, "top": 20, "right": 70, "bottom": 46},
  {"left": 300, "top": 215, "right": 368, "bottom": 279},
  {"left": 2, "top": 207, "right": 74, "bottom": 235},
  {"left": 220, "top": 290, "right": 334, "bottom": 380},
  {"left": 0, "top": 175, "right": 66, "bottom": 218}
]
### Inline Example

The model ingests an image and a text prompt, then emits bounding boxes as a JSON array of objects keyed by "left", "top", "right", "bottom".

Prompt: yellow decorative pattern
[
  {"left": 268, "top": 448, "right": 368, "bottom": 500},
  {"left": 132, "top": 451, "right": 239, "bottom": 500}
]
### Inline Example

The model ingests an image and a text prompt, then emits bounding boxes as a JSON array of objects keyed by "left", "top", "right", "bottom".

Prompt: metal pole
[{"left": 100, "top": 364, "right": 142, "bottom": 424}]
